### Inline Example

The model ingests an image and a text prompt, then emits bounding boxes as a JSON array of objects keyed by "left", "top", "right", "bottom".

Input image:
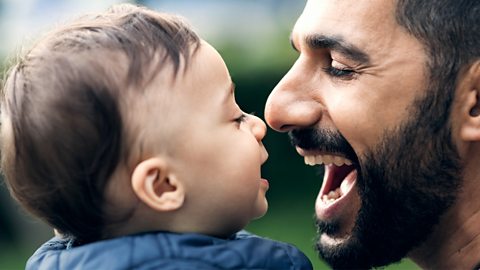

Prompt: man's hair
[
  {"left": 396, "top": 0, "right": 480, "bottom": 128},
  {"left": 0, "top": 4, "right": 200, "bottom": 243}
]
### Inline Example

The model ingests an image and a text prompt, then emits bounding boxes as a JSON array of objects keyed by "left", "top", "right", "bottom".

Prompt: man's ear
[
  {"left": 131, "top": 157, "right": 184, "bottom": 212},
  {"left": 460, "top": 61, "right": 480, "bottom": 141}
]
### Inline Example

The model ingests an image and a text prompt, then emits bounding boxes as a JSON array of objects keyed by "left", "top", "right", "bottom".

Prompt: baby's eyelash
[
  {"left": 235, "top": 111, "right": 255, "bottom": 124},
  {"left": 235, "top": 113, "right": 248, "bottom": 123}
]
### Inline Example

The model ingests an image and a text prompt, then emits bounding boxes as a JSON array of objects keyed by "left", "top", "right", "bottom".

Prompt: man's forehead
[
  {"left": 292, "top": 0, "right": 400, "bottom": 54},
  {"left": 296, "top": 0, "right": 397, "bottom": 35},
  {"left": 302, "top": 0, "right": 396, "bottom": 12}
]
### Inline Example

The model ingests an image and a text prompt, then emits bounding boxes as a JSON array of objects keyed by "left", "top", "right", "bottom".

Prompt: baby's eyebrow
[
  {"left": 223, "top": 81, "right": 236, "bottom": 104},
  {"left": 230, "top": 82, "right": 236, "bottom": 95}
]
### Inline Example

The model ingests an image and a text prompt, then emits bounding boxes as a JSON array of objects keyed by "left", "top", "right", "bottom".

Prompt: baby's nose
[{"left": 250, "top": 114, "right": 267, "bottom": 141}]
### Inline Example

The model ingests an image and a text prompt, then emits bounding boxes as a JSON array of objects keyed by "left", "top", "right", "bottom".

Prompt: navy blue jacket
[{"left": 27, "top": 230, "right": 313, "bottom": 269}]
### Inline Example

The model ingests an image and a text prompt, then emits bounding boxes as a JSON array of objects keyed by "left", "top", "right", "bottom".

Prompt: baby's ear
[
  {"left": 131, "top": 157, "right": 184, "bottom": 212},
  {"left": 460, "top": 62, "right": 480, "bottom": 141}
]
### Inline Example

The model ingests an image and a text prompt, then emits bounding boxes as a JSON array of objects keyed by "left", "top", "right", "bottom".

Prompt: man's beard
[{"left": 289, "top": 83, "right": 462, "bottom": 269}]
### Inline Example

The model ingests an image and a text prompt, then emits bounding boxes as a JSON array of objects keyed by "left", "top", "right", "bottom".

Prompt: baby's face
[{"left": 158, "top": 41, "right": 269, "bottom": 235}]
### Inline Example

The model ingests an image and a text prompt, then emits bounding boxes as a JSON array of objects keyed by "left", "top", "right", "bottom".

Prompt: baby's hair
[{"left": 0, "top": 3, "right": 200, "bottom": 243}]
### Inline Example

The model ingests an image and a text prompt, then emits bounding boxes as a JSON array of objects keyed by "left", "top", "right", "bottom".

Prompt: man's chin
[
  {"left": 318, "top": 231, "right": 351, "bottom": 249},
  {"left": 315, "top": 227, "right": 370, "bottom": 270}
]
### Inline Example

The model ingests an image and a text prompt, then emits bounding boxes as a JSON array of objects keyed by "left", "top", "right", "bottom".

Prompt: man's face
[{"left": 265, "top": 0, "right": 462, "bottom": 268}]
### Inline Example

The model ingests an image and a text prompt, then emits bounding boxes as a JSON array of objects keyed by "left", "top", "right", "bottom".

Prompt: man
[{"left": 264, "top": 0, "right": 480, "bottom": 269}]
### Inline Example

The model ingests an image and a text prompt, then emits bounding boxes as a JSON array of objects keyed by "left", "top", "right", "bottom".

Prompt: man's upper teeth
[{"left": 304, "top": 154, "right": 352, "bottom": 166}]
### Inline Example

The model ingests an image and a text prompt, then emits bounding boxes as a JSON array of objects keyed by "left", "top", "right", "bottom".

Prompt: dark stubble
[{"left": 289, "top": 81, "right": 462, "bottom": 269}]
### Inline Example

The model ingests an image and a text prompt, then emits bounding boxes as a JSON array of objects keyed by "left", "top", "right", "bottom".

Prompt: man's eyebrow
[{"left": 296, "top": 34, "right": 370, "bottom": 64}]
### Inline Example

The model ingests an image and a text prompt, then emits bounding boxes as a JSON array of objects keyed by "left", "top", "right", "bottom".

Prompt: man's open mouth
[
  {"left": 297, "top": 148, "right": 359, "bottom": 220},
  {"left": 304, "top": 153, "right": 356, "bottom": 200}
]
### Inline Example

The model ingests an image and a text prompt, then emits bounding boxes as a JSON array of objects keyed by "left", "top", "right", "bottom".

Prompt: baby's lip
[{"left": 260, "top": 178, "right": 269, "bottom": 190}]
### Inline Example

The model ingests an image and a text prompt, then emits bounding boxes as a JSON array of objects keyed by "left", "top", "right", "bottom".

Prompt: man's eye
[{"left": 323, "top": 66, "right": 356, "bottom": 79}]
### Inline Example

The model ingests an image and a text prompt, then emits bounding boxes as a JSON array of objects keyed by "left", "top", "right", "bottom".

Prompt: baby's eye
[{"left": 234, "top": 113, "right": 248, "bottom": 124}]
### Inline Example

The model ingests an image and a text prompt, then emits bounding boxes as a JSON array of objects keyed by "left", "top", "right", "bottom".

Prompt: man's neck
[{"left": 409, "top": 156, "right": 480, "bottom": 269}]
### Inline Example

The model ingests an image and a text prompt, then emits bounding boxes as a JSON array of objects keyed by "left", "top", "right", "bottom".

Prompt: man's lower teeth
[{"left": 322, "top": 187, "right": 342, "bottom": 203}]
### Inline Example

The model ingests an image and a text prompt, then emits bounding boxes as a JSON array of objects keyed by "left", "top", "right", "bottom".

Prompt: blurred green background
[{"left": 0, "top": 1, "right": 419, "bottom": 269}]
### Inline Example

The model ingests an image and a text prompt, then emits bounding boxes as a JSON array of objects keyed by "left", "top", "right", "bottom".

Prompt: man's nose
[{"left": 264, "top": 62, "right": 322, "bottom": 132}]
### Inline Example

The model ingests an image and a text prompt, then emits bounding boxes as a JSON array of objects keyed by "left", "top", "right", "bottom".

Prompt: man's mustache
[{"left": 288, "top": 128, "right": 357, "bottom": 162}]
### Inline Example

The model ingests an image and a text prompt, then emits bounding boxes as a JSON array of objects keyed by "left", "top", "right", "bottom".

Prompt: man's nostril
[{"left": 279, "top": 124, "right": 296, "bottom": 133}]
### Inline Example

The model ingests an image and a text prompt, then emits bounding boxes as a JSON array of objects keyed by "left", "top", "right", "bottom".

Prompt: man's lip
[
  {"left": 296, "top": 146, "right": 355, "bottom": 166},
  {"left": 296, "top": 146, "right": 318, "bottom": 156},
  {"left": 296, "top": 146, "right": 350, "bottom": 159}
]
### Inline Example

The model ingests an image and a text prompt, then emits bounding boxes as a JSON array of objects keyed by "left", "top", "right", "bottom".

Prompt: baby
[{"left": 0, "top": 4, "right": 312, "bottom": 270}]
